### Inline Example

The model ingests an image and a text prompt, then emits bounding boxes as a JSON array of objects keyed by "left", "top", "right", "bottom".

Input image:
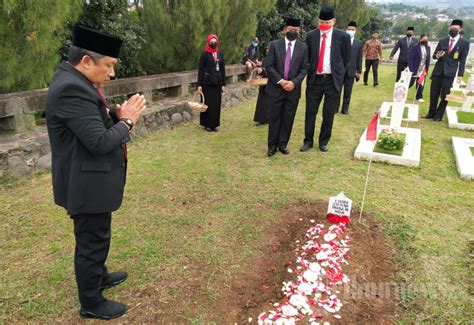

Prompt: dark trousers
[
  {"left": 268, "top": 92, "right": 299, "bottom": 148},
  {"left": 428, "top": 74, "right": 454, "bottom": 119},
  {"left": 304, "top": 75, "right": 340, "bottom": 147},
  {"left": 409, "top": 77, "right": 425, "bottom": 100},
  {"left": 72, "top": 212, "right": 112, "bottom": 308},
  {"left": 363, "top": 59, "right": 379, "bottom": 85},
  {"left": 340, "top": 74, "right": 355, "bottom": 113},
  {"left": 396, "top": 61, "right": 408, "bottom": 82}
]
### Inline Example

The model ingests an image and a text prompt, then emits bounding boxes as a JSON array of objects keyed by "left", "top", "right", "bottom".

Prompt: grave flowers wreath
[{"left": 377, "top": 129, "right": 404, "bottom": 151}]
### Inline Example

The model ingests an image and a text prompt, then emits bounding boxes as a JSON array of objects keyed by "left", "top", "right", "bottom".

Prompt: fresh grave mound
[{"left": 218, "top": 201, "right": 399, "bottom": 324}]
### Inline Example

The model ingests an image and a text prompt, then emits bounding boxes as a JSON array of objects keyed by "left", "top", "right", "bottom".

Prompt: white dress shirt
[{"left": 318, "top": 28, "right": 333, "bottom": 74}]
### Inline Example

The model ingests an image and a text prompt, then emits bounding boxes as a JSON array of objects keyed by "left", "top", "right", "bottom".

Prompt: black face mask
[
  {"left": 407, "top": 33, "right": 413, "bottom": 38},
  {"left": 286, "top": 31, "right": 298, "bottom": 41},
  {"left": 449, "top": 29, "right": 459, "bottom": 38},
  {"left": 209, "top": 43, "right": 217, "bottom": 49},
  {"left": 420, "top": 41, "right": 428, "bottom": 46}
]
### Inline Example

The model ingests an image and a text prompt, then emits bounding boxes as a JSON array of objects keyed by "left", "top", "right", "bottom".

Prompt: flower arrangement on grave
[{"left": 377, "top": 129, "right": 405, "bottom": 152}]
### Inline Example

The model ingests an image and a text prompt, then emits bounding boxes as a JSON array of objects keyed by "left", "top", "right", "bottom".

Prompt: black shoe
[
  {"left": 319, "top": 145, "right": 329, "bottom": 152},
  {"left": 268, "top": 147, "right": 277, "bottom": 157},
  {"left": 100, "top": 272, "right": 128, "bottom": 290},
  {"left": 433, "top": 117, "right": 443, "bottom": 122},
  {"left": 341, "top": 111, "right": 349, "bottom": 115},
  {"left": 300, "top": 143, "right": 313, "bottom": 152},
  {"left": 374, "top": 83, "right": 379, "bottom": 87},
  {"left": 422, "top": 114, "right": 434, "bottom": 119},
  {"left": 364, "top": 82, "right": 368, "bottom": 86},
  {"left": 79, "top": 299, "right": 127, "bottom": 320},
  {"left": 279, "top": 147, "right": 289, "bottom": 154},
  {"left": 205, "top": 127, "right": 213, "bottom": 132}
]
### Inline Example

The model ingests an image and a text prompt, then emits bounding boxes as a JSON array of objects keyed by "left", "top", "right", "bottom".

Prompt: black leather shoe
[
  {"left": 100, "top": 272, "right": 128, "bottom": 290},
  {"left": 319, "top": 145, "right": 329, "bottom": 152},
  {"left": 279, "top": 147, "right": 289, "bottom": 154},
  {"left": 433, "top": 117, "right": 443, "bottom": 122},
  {"left": 268, "top": 147, "right": 277, "bottom": 157},
  {"left": 341, "top": 111, "right": 349, "bottom": 115},
  {"left": 205, "top": 127, "right": 213, "bottom": 132},
  {"left": 374, "top": 83, "right": 379, "bottom": 87},
  {"left": 364, "top": 82, "right": 368, "bottom": 86},
  {"left": 422, "top": 114, "right": 434, "bottom": 119},
  {"left": 300, "top": 143, "right": 313, "bottom": 152},
  {"left": 80, "top": 299, "right": 127, "bottom": 320}
]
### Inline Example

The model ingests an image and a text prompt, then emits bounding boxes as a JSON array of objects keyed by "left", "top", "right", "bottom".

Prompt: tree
[
  {"left": 69, "top": 0, "right": 146, "bottom": 78},
  {"left": 138, "top": 0, "right": 273, "bottom": 75},
  {"left": 0, "top": 0, "right": 82, "bottom": 93}
]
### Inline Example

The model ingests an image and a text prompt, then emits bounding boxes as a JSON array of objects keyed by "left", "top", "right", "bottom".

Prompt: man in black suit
[
  {"left": 300, "top": 7, "right": 351, "bottom": 152},
  {"left": 390, "top": 27, "right": 417, "bottom": 82},
  {"left": 426, "top": 19, "right": 470, "bottom": 121},
  {"left": 264, "top": 17, "right": 308, "bottom": 156},
  {"left": 339, "top": 21, "right": 363, "bottom": 115},
  {"left": 45, "top": 26, "right": 146, "bottom": 319}
]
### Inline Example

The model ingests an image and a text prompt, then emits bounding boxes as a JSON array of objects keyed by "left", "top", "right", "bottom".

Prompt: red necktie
[
  {"left": 317, "top": 34, "right": 327, "bottom": 74},
  {"left": 97, "top": 87, "right": 128, "bottom": 161},
  {"left": 448, "top": 38, "right": 455, "bottom": 53}
]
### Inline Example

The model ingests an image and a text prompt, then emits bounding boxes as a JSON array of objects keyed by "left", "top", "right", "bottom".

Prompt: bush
[{"left": 377, "top": 129, "right": 405, "bottom": 151}]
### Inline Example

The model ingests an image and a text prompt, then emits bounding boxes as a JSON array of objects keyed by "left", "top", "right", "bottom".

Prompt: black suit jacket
[
  {"left": 347, "top": 38, "right": 363, "bottom": 77},
  {"left": 264, "top": 38, "right": 308, "bottom": 99},
  {"left": 45, "top": 62, "right": 130, "bottom": 216},
  {"left": 431, "top": 37, "right": 470, "bottom": 78},
  {"left": 197, "top": 51, "right": 226, "bottom": 86},
  {"left": 390, "top": 36, "right": 417, "bottom": 63},
  {"left": 306, "top": 28, "right": 351, "bottom": 91}
]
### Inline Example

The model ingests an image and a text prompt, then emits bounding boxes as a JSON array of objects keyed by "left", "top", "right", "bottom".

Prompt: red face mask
[{"left": 320, "top": 24, "right": 332, "bottom": 31}]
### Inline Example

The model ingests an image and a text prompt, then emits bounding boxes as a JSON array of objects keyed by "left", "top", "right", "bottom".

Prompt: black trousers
[
  {"left": 409, "top": 77, "right": 425, "bottom": 100},
  {"left": 396, "top": 61, "right": 408, "bottom": 82},
  {"left": 428, "top": 74, "right": 454, "bottom": 119},
  {"left": 72, "top": 212, "right": 112, "bottom": 308},
  {"left": 268, "top": 92, "right": 300, "bottom": 148},
  {"left": 200, "top": 85, "right": 222, "bottom": 129},
  {"left": 340, "top": 74, "right": 355, "bottom": 113},
  {"left": 304, "top": 75, "right": 340, "bottom": 147},
  {"left": 363, "top": 59, "right": 379, "bottom": 85}
]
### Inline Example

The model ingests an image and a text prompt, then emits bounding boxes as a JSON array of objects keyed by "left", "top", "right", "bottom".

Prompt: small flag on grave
[
  {"left": 326, "top": 192, "right": 352, "bottom": 225},
  {"left": 417, "top": 67, "right": 427, "bottom": 86},
  {"left": 366, "top": 111, "right": 380, "bottom": 142}
]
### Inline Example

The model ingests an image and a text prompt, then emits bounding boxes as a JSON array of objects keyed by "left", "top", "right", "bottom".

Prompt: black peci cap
[
  {"left": 72, "top": 25, "right": 123, "bottom": 58},
  {"left": 451, "top": 19, "right": 463, "bottom": 27},
  {"left": 319, "top": 7, "right": 335, "bottom": 21},
  {"left": 348, "top": 21, "right": 357, "bottom": 28},
  {"left": 286, "top": 17, "right": 301, "bottom": 27}
]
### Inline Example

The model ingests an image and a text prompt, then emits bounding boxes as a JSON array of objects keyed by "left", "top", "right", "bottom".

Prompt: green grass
[
  {"left": 374, "top": 133, "right": 406, "bottom": 156},
  {"left": 471, "top": 146, "right": 474, "bottom": 156},
  {"left": 386, "top": 106, "right": 409, "bottom": 119},
  {"left": 457, "top": 111, "right": 474, "bottom": 124},
  {"left": 0, "top": 65, "right": 473, "bottom": 323}
]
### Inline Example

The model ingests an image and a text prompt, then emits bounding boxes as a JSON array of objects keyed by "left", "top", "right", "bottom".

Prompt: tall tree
[{"left": 0, "top": 0, "right": 82, "bottom": 93}]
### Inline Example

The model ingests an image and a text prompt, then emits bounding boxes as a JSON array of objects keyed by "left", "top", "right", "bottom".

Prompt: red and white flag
[
  {"left": 366, "top": 112, "right": 380, "bottom": 142},
  {"left": 417, "top": 67, "right": 427, "bottom": 86}
]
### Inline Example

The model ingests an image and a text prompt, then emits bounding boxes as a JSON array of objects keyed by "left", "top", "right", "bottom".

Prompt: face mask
[
  {"left": 420, "top": 40, "right": 428, "bottom": 46},
  {"left": 209, "top": 43, "right": 217, "bottom": 49},
  {"left": 346, "top": 30, "right": 355, "bottom": 38},
  {"left": 449, "top": 29, "right": 459, "bottom": 38},
  {"left": 286, "top": 31, "right": 298, "bottom": 41},
  {"left": 407, "top": 33, "right": 413, "bottom": 38},
  {"left": 320, "top": 24, "right": 332, "bottom": 32},
  {"left": 252, "top": 42, "right": 258, "bottom": 47}
]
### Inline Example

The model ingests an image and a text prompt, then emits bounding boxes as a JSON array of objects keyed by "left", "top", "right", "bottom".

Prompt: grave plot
[
  {"left": 379, "top": 101, "right": 419, "bottom": 123},
  {"left": 446, "top": 77, "right": 474, "bottom": 131},
  {"left": 452, "top": 137, "right": 474, "bottom": 180}
]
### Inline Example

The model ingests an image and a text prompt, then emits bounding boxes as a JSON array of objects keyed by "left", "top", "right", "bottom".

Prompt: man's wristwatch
[{"left": 120, "top": 118, "right": 134, "bottom": 130}]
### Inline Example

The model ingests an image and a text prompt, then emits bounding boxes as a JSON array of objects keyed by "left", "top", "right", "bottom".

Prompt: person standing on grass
[
  {"left": 363, "top": 31, "right": 383, "bottom": 87},
  {"left": 338, "top": 21, "right": 363, "bottom": 115},
  {"left": 45, "top": 25, "right": 146, "bottom": 320},
  {"left": 407, "top": 34, "right": 431, "bottom": 103},
  {"left": 390, "top": 27, "right": 417, "bottom": 82},
  {"left": 197, "top": 34, "right": 226, "bottom": 132},
  {"left": 425, "top": 19, "right": 470, "bottom": 121},
  {"left": 264, "top": 17, "right": 308, "bottom": 156},
  {"left": 300, "top": 7, "right": 351, "bottom": 153},
  {"left": 253, "top": 47, "right": 270, "bottom": 126}
]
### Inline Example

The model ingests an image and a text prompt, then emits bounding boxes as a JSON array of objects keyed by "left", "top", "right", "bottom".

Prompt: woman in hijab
[{"left": 197, "top": 34, "right": 226, "bottom": 132}]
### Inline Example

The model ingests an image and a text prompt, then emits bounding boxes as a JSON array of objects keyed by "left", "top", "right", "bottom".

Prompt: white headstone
[
  {"left": 391, "top": 68, "right": 412, "bottom": 129},
  {"left": 327, "top": 192, "right": 352, "bottom": 217}
]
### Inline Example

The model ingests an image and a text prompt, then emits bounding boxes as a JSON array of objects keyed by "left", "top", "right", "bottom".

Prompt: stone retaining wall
[{"left": 0, "top": 82, "right": 258, "bottom": 178}]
